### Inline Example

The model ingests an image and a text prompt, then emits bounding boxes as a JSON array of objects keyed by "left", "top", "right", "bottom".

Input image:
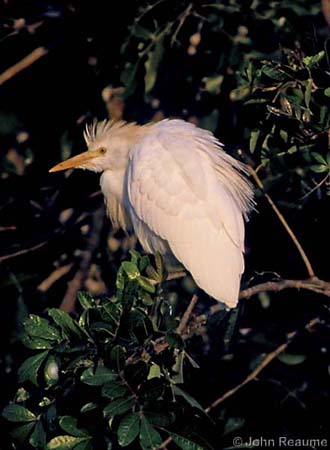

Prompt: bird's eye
[{"left": 99, "top": 147, "right": 107, "bottom": 155}]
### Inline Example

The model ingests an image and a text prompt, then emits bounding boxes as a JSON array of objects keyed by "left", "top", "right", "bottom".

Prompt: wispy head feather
[{"left": 83, "top": 120, "right": 141, "bottom": 146}]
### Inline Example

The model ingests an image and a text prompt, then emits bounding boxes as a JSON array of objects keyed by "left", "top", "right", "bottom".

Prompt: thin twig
[
  {"left": 0, "top": 240, "right": 51, "bottom": 263},
  {"left": 159, "top": 317, "right": 320, "bottom": 449},
  {"left": 299, "top": 172, "right": 330, "bottom": 202},
  {"left": 239, "top": 277, "right": 330, "bottom": 299},
  {"left": 127, "top": 275, "right": 329, "bottom": 366},
  {"left": 177, "top": 294, "right": 198, "bottom": 335},
  {"left": 205, "top": 317, "right": 320, "bottom": 412},
  {"left": 37, "top": 263, "right": 74, "bottom": 292},
  {"left": 171, "top": 3, "right": 193, "bottom": 45},
  {"left": 188, "top": 277, "right": 330, "bottom": 329},
  {"left": 0, "top": 47, "right": 49, "bottom": 86},
  {"left": 165, "top": 270, "right": 187, "bottom": 282},
  {"left": 159, "top": 437, "right": 171, "bottom": 449},
  {"left": 249, "top": 166, "right": 315, "bottom": 278}
]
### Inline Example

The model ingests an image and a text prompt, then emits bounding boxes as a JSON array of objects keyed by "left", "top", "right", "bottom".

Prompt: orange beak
[{"left": 49, "top": 149, "right": 101, "bottom": 173}]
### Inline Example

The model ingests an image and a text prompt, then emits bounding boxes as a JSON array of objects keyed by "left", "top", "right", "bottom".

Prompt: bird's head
[{"left": 49, "top": 120, "right": 147, "bottom": 174}]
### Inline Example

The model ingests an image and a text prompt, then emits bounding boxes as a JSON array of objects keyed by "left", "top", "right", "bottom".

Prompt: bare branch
[
  {"left": 165, "top": 270, "right": 187, "bottom": 282},
  {"left": 159, "top": 317, "right": 320, "bottom": 449},
  {"left": 37, "top": 263, "right": 74, "bottom": 292},
  {"left": 249, "top": 166, "right": 315, "bottom": 278},
  {"left": 0, "top": 47, "right": 49, "bottom": 86},
  {"left": 177, "top": 294, "right": 198, "bottom": 335},
  {"left": 0, "top": 240, "right": 50, "bottom": 263},
  {"left": 205, "top": 317, "right": 320, "bottom": 412},
  {"left": 239, "top": 277, "right": 330, "bottom": 299}
]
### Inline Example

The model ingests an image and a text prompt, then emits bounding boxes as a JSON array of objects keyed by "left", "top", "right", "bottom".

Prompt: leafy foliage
[
  {"left": 1, "top": 1, "right": 330, "bottom": 449},
  {"left": 3, "top": 252, "right": 212, "bottom": 449}
]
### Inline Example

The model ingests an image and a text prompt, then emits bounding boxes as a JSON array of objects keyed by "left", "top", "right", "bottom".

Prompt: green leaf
[
  {"left": 144, "top": 411, "right": 174, "bottom": 427},
  {"left": 80, "top": 366, "right": 117, "bottom": 386},
  {"left": 166, "top": 332, "right": 185, "bottom": 350},
  {"left": 103, "top": 396, "right": 135, "bottom": 418},
  {"left": 44, "top": 355, "right": 59, "bottom": 386},
  {"left": 10, "top": 422, "right": 35, "bottom": 442},
  {"left": 139, "top": 416, "right": 162, "bottom": 450},
  {"left": 277, "top": 352, "right": 307, "bottom": 365},
  {"left": 116, "top": 267, "right": 126, "bottom": 299},
  {"left": 18, "top": 350, "right": 49, "bottom": 386},
  {"left": 24, "top": 315, "right": 61, "bottom": 341},
  {"left": 121, "top": 261, "right": 140, "bottom": 280},
  {"left": 172, "top": 352, "right": 185, "bottom": 384},
  {"left": 147, "top": 364, "right": 161, "bottom": 380},
  {"left": 48, "top": 309, "right": 86, "bottom": 340},
  {"left": 124, "top": 361, "right": 149, "bottom": 386},
  {"left": 110, "top": 345, "right": 126, "bottom": 371},
  {"left": 170, "top": 433, "right": 205, "bottom": 450},
  {"left": 249, "top": 129, "right": 260, "bottom": 154},
  {"left": 203, "top": 74, "right": 224, "bottom": 95},
  {"left": 22, "top": 335, "right": 55, "bottom": 350},
  {"left": 77, "top": 292, "right": 95, "bottom": 310},
  {"left": 139, "top": 291, "right": 154, "bottom": 306},
  {"left": 310, "top": 164, "right": 328, "bottom": 173},
  {"left": 154, "top": 252, "right": 165, "bottom": 278},
  {"left": 169, "top": 432, "right": 205, "bottom": 450},
  {"left": 311, "top": 152, "right": 327, "bottom": 165},
  {"left": 184, "top": 351, "right": 200, "bottom": 369},
  {"left": 3, "top": 404, "right": 37, "bottom": 422},
  {"left": 80, "top": 403, "right": 98, "bottom": 414},
  {"left": 46, "top": 435, "right": 88, "bottom": 449},
  {"left": 73, "top": 440, "right": 92, "bottom": 450},
  {"left": 139, "top": 255, "right": 150, "bottom": 272},
  {"left": 59, "top": 416, "right": 89, "bottom": 437},
  {"left": 137, "top": 276, "right": 156, "bottom": 293},
  {"left": 230, "top": 84, "right": 250, "bottom": 101},
  {"left": 117, "top": 413, "right": 140, "bottom": 447},
  {"left": 133, "top": 24, "right": 152, "bottom": 40},
  {"left": 145, "top": 36, "right": 164, "bottom": 94},
  {"left": 101, "top": 301, "right": 121, "bottom": 328},
  {"left": 29, "top": 420, "right": 46, "bottom": 448},
  {"left": 145, "top": 265, "right": 160, "bottom": 281},
  {"left": 324, "top": 87, "right": 330, "bottom": 97},
  {"left": 172, "top": 386, "right": 205, "bottom": 414},
  {"left": 303, "top": 50, "right": 325, "bottom": 68},
  {"left": 128, "top": 309, "right": 154, "bottom": 340},
  {"left": 102, "top": 381, "right": 129, "bottom": 399},
  {"left": 121, "top": 61, "right": 139, "bottom": 98},
  {"left": 304, "top": 78, "right": 312, "bottom": 108},
  {"left": 261, "top": 65, "right": 289, "bottom": 81}
]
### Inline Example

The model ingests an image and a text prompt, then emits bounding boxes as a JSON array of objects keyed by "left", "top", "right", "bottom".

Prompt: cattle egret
[{"left": 49, "top": 119, "right": 254, "bottom": 307}]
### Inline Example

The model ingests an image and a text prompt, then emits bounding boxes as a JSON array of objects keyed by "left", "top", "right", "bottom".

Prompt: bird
[{"left": 49, "top": 119, "right": 254, "bottom": 308}]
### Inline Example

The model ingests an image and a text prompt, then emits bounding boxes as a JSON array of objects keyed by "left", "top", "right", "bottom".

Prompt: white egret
[{"left": 49, "top": 119, "right": 254, "bottom": 307}]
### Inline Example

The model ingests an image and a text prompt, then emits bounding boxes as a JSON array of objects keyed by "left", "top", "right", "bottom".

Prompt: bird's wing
[{"left": 127, "top": 121, "right": 248, "bottom": 306}]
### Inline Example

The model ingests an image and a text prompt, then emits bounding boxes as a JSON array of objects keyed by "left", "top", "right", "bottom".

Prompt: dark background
[{"left": 0, "top": 1, "right": 330, "bottom": 449}]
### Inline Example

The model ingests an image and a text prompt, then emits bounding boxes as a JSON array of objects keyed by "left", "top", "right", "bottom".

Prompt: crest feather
[{"left": 83, "top": 120, "right": 141, "bottom": 146}]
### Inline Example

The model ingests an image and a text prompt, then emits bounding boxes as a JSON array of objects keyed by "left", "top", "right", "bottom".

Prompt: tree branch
[
  {"left": 249, "top": 166, "right": 315, "bottom": 278},
  {"left": 0, "top": 47, "right": 49, "bottom": 86},
  {"left": 205, "top": 317, "right": 320, "bottom": 412},
  {"left": 160, "top": 317, "right": 320, "bottom": 448},
  {"left": 177, "top": 294, "right": 198, "bottom": 335},
  {"left": 239, "top": 277, "right": 330, "bottom": 299}
]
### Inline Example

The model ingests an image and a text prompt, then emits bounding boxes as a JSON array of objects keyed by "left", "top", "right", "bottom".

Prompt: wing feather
[{"left": 127, "top": 120, "right": 253, "bottom": 306}]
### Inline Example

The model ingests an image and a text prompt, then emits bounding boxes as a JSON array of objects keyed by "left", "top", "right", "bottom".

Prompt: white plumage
[{"left": 50, "top": 119, "right": 254, "bottom": 308}]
